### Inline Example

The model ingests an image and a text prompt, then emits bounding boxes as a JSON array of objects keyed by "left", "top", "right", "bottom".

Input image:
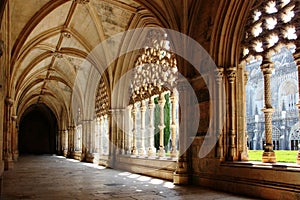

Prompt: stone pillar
[
  {"left": 63, "top": 129, "right": 68, "bottom": 157},
  {"left": 241, "top": 70, "right": 249, "bottom": 161},
  {"left": 148, "top": 97, "right": 156, "bottom": 157},
  {"left": 226, "top": 68, "right": 238, "bottom": 161},
  {"left": 119, "top": 109, "right": 125, "bottom": 155},
  {"left": 98, "top": 117, "right": 103, "bottom": 155},
  {"left": 170, "top": 90, "right": 178, "bottom": 158},
  {"left": 4, "top": 97, "right": 13, "bottom": 170},
  {"left": 67, "top": 125, "right": 75, "bottom": 156},
  {"left": 131, "top": 104, "right": 138, "bottom": 155},
  {"left": 11, "top": 114, "right": 18, "bottom": 161},
  {"left": 215, "top": 68, "right": 225, "bottom": 161},
  {"left": 126, "top": 105, "right": 133, "bottom": 155},
  {"left": 173, "top": 82, "right": 189, "bottom": 185},
  {"left": 261, "top": 58, "right": 276, "bottom": 163},
  {"left": 139, "top": 101, "right": 146, "bottom": 156},
  {"left": 108, "top": 110, "right": 116, "bottom": 168},
  {"left": 158, "top": 92, "right": 166, "bottom": 157}
]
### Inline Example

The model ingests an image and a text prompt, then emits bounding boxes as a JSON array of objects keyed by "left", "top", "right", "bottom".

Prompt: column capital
[
  {"left": 11, "top": 115, "right": 17, "bottom": 121},
  {"left": 5, "top": 97, "right": 14, "bottom": 106},
  {"left": 226, "top": 67, "right": 236, "bottom": 83},
  {"left": 260, "top": 58, "right": 274, "bottom": 74},
  {"left": 140, "top": 100, "right": 147, "bottom": 111},
  {"left": 214, "top": 68, "right": 224, "bottom": 84}
]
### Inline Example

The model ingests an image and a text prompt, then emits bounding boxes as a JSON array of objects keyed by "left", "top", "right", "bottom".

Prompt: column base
[
  {"left": 63, "top": 150, "right": 68, "bottom": 157},
  {"left": 12, "top": 151, "right": 19, "bottom": 161},
  {"left": 147, "top": 147, "right": 156, "bottom": 157},
  {"left": 262, "top": 151, "right": 276, "bottom": 163},
  {"left": 4, "top": 159, "right": 14, "bottom": 170},
  {"left": 139, "top": 148, "right": 146, "bottom": 156},
  {"left": 131, "top": 147, "right": 138, "bottom": 156},
  {"left": 158, "top": 147, "right": 165, "bottom": 157},
  {"left": 173, "top": 173, "right": 189, "bottom": 185},
  {"left": 297, "top": 151, "right": 300, "bottom": 165},
  {"left": 170, "top": 150, "right": 178, "bottom": 158},
  {"left": 241, "top": 151, "right": 249, "bottom": 161}
]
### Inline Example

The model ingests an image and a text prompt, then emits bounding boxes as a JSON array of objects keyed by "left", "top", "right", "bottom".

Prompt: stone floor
[{"left": 3, "top": 155, "right": 258, "bottom": 200}]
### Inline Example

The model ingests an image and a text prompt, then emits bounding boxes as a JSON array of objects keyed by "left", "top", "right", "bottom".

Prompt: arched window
[
  {"left": 95, "top": 78, "right": 110, "bottom": 156},
  {"left": 128, "top": 29, "right": 179, "bottom": 158},
  {"left": 242, "top": 0, "right": 299, "bottom": 162}
]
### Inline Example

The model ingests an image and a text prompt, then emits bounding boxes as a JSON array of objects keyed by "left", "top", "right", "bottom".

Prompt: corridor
[{"left": 3, "top": 156, "right": 256, "bottom": 200}]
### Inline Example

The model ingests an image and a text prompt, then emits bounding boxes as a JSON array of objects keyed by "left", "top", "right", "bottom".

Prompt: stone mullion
[
  {"left": 139, "top": 101, "right": 146, "bottom": 156},
  {"left": 215, "top": 68, "right": 225, "bottom": 161},
  {"left": 98, "top": 117, "right": 103, "bottom": 155},
  {"left": 226, "top": 68, "right": 238, "bottom": 161},
  {"left": 147, "top": 97, "right": 156, "bottom": 157},
  {"left": 170, "top": 90, "right": 178, "bottom": 158},
  {"left": 158, "top": 92, "right": 166, "bottom": 157},
  {"left": 131, "top": 105, "right": 138, "bottom": 155},
  {"left": 261, "top": 59, "right": 276, "bottom": 163}
]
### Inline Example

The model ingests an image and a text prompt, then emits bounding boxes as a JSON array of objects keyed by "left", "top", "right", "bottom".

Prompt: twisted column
[
  {"left": 139, "top": 101, "right": 146, "bottom": 156},
  {"left": 226, "top": 68, "right": 238, "bottom": 161},
  {"left": 131, "top": 104, "right": 138, "bottom": 155},
  {"left": 215, "top": 68, "right": 225, "bottom": 161},
  {"left": 147, "top": 97, "right": 156, "bottom": 157},
  {"left": 11, "top": 114, "right": 18, "bottom": 161},
  {"left": 126, "top": 105, "right": 133, "bottom": 155},
  {"left": 261, "top": 58, "right": 276, "bottom": 163},
  {"left": 99, "top": 116, "right": 104, "bottom": 155},
  {"left": 158, "top": 92, "right": 166, "bottom": 157},
  {"left": 170, "top": 90, "right": 178, "bottom": 158},
  {"left": 4, "top": 97, "right": 13, "bottom": 169}
]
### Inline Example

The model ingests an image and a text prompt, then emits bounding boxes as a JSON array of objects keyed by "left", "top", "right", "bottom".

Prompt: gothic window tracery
[{"left": 128, "top": 29, "right": 179, "bottom": 157}]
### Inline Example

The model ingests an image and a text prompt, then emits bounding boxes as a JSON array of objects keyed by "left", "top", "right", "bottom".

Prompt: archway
[{"left": 19, "top": 104, "right": 57, "bottom": 155}]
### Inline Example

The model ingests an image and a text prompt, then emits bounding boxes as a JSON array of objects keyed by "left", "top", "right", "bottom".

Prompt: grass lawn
[{"left": 248, "top": 150, "right": 299, "bottom": 163}]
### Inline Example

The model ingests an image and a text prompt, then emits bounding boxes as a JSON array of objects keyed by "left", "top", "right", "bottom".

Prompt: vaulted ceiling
[{"left": 3, "top": 0, "right": 247, "bottom": 123}]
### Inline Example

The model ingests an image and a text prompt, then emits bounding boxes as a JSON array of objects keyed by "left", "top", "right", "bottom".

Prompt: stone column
[
  {"left": 119, "top": 109, "right": 126, "bottom": 155},
  {"left": 98, "top": 117, "right": 103, "bottom": 155},
  {"left": 226, "top": 68, "right": 238, "bottom": 161},
  {"left": 108, "top": 110, "right": 116, "bottom": 168},
  {"left": 126, "top": 105, "right": 133, "bottom": 155},
  {"left": 173, "top": 82, "right": 189, "bottom": 185},
  {"left": 63, "top": 129, "right": 68, "bottom": 157},
  {"left": 170, "top": 90, "right": 178, "bottom": 158},
  {"left": 67, "top": 125, "right": 75, "bottom": 156},
  {"left": 11, "top": 114, "right": 18, "bottom": 161},
  {"left": 131, "top": 104, "right": 138, "bottom": 155},
  {"left": 139, "top": 101, "right": 146, "bottom": 156},
  {"left": 4, "top": 97, "right": 13, "bottom": 170},
  {"left": 293, "top": 47, "right": 300, "bottom": 164},
  {"left": 148, "top": 97, "right": 156, "bottom": 157},
  {"left": 261, "top": 58, "right": 276, "bottom": 163},
  {"left": 241, "top": 70, "right": 249, "bottom": 161},
  {"left": 158, "top": 92, "right": 166, "bottom": 157},
  {"left": 215, "top": 68, "right": 225, "bottom": 161}
]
